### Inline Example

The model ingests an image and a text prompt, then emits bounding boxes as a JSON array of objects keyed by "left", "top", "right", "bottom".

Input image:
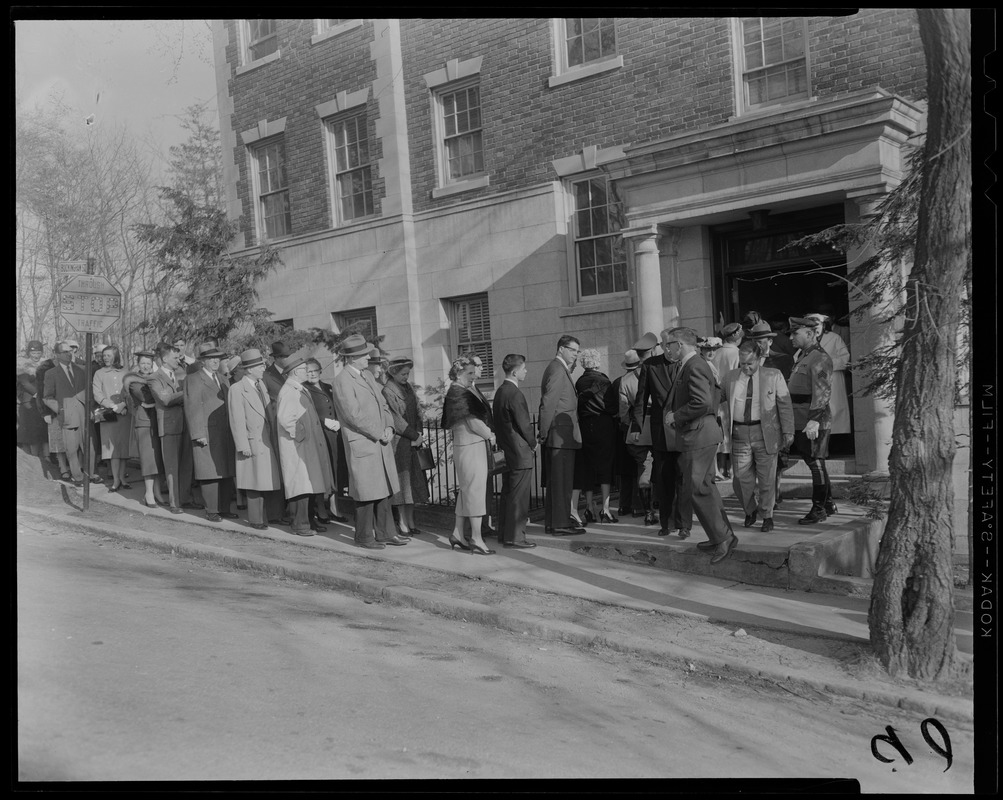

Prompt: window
[
  {"left": 319, "top": 19, "right": 349, "bottom": 30},
  {"left": 244, "top": 19, "right": 278, "bottom": 63},
  {"left": 251, "top": 138, "right": 291, "bottom": 240},
  {"left": 564, "top": 18, "right": 616, "bottom": 69},
  {"left": 334, "top": 307, "right": 378, "bottom": 341},
  {"left": 449, "top": 294, "right": 493, "bottom": 383},
  {"left": 737, "top": 17, "right": 809, "bottom": 110},
  {"left": 571, "top": 177, "right": 627, "bottom": 298},
  {"left": 438, "top": 83, "right": 484, "bottom": 183},
  {"left": 273, "top": 318, "right": 294, "bottom": 330},
  {"left": 328, "top": 114, "right": 374, "bottom": 222}
]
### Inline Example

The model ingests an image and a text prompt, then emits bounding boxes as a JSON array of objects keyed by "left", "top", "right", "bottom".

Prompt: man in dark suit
[
  {"left": 538, "top": 335, "right": 584, "bottom": 535},
  {"left": 42, "top": 341, "right": 92, "bottom": 484},
  {"left": 150, "top": 342, "right": 196, "bottom": 513},
  {"left": 184, "top": 344, "right": 237, "bottom": 522},
  {"left": 663, "top": 327, "right": 738, "bottom": 564},
  {"left": 632, "top": 330, "right": 687, "bottom": 537},
  {"left": 262, "top": 341, "right": 291, "bottom": 402},
  {"left": 492, "top": 354, "right": 537, "bottom": 549}
]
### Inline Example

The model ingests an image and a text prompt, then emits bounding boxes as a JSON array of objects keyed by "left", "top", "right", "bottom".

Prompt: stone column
[
  {"left": 845, "top": 194, "right": 896, "bottom": 476},
  {"left": 622, "top": 224, "right": 664, "bottom": 338}
]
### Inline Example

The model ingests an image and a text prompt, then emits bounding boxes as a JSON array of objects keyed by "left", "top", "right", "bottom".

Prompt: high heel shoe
[
  {"left": 471, "top": 542, "right": 495, "bottom": 555},
  {"left": 644, "top": 511, "right": 657, "bottom": 526},
  {"left": 449, "top": 535, "right": 471, "bottom": 551},
  {"left": 569, "top": 513, "right": 586, "bottom": 528},
  {"left": 583, "top": 508, "right": 596, "bottom": 524},
  {"left": 600, "top": 510, "right": 618, "bottom": 524}
]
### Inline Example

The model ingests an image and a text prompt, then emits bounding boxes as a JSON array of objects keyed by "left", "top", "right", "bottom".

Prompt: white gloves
[
  {"left": 324, "top": 418, "right": 340, "bottom": 431},
  {"left": 804, "top": 420, "right": 820, "bottom": 440}
]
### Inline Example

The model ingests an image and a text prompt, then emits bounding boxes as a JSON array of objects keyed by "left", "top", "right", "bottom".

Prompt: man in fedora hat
[
  {"left": 787, "top": 316, "right": 834, "bottom": 525},
  {"left": 184, "top": 343, "right": 237, "bottom": 522},
  {"left": 263, "top": 340, "right": 292, "bottom": 402},
  {"left": 366, "top": 346, "right": 388, "bottom": 386},
  {"left": 332, "top": 334, "right": 408, "bottom": 549},
  {"left": 228, "top": 349, "right": 284, "bottom": 529},
  {"left": 747, "top": 320, "right": 793, "bottom": 380},
  {"left": 149, "top": 342, "right": 197, "bottom": 512}
]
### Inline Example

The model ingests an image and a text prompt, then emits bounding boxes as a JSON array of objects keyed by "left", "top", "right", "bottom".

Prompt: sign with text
[
  {"left": 57, "top": 260, "right": 88, "bottom": 275},
  {"left": 59, "top": 274, "right": 122, "bottom": 334}
]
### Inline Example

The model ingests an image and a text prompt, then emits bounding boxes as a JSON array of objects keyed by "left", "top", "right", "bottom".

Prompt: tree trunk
[{"left": 868, "top": 9, "right": 971, "bottom": 679}]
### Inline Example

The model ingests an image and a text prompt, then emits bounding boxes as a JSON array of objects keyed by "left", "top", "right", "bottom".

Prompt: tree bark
[{"left": 868, "top": 9, "right": 971, "bottom": 679}]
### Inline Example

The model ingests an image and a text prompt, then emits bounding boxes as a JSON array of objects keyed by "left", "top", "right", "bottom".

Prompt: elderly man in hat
[
  {"left": 184, "top": 343, "right": 237, "bottom": 522},
  {"left": 632, "top": 329, "right": 689, "bottom": 536},
  {"left": 787, "top": 316, "right": 835, "bottom": 524},
  {"left": 276, "top": 349, "right": 334, "bottom": 536},
  {"left": 366, "top": 346, "right": 388, "bottom": 386},
  {"left": 618, "top": 347, "right": 655, "bottom": 524},
  {"left": 263, "top": 341, "right": 292, "bottom": 403},
  {"left": 747, "top": 320, "right": 794, "bottom": 380},
  {"left": 722, "top": 339, "right": 794, "bottom": 532},
  {"left": 332, "top": 334, "right": 408, "bottom": 549},
  {"left": 42, "top": 340, "right": 93, "bottom": 485},
  {"left": 228, "top": 349, "right": 284, "bottom": 530}
]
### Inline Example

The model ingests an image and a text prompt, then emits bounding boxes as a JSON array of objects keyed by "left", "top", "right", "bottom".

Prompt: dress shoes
[
  {"left": 657, "top": 528, "right": 670, "bottom": 536},
  {"left": 824, "top": 501, "right": 838, "bottom": 516},
  {"left": 798, "top": 505, "right": 827, "bottom": 525},
  {"left": 169, "top": 506, "right": 184, "bottom": 515},
  {"left": 761, "top": 517, "right": 774, "bottom": 533},
  {"left": 503, "top": 540, "right": 537, "bottom": 549},
  {"left": 644, "top": 511, "right": 657, "bottom": 526},
  {"left": 549, "top": 526, "right": 585, "bottom": 536},
  {"left": 311, "top": 524, "right": 328, "bottom": 533},
  {"left": 696, "top": 539, "right": 718, "bottom": 551},
  {"left": 382, "top": 535, "right": 410, "bottom": 546},
  {"left": 220, "top": 512, "right": 239, "bottom": 519},
  {"left": 206, "top": 513, "right": 222, "bottom": 522},
  {"left": 250, "top": 522, "right": 269, "bottom": 531},
  {"left": 744, "top": 511, "right": 758, "bottom": 528},
  {"left": 709, "top": 534, "right": 739, "bottom": 564},
  {"left": 357, "top": 540, "right": 385, "bottom": 549},
  {"left": 292, "top": 529, "right": 316, "bottom": 537},
  {"left": 677, "top": 529, "right": 691, "bottom": 540}
]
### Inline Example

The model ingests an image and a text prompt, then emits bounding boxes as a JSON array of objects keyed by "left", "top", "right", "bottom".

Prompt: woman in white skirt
[{"left": 93, "top": 345, "right": 134, "bottom": 491}]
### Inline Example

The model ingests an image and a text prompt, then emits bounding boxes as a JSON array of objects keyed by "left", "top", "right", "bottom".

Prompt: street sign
[
  {"left": 58, "top": 260, "right": 88, "bottom": 275},
  {"left": 59, "top": 274, "right": 122, "bottom": 334}
]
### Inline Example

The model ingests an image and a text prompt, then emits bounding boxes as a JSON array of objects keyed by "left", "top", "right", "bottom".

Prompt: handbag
[
  {"left": 415, "top": 445, "right": 436, "bottom": 472},
  {"left": 92, "top": 407, "right": 118, "bottom": 424},
  {"left": 489, "top": 447, "right": 508, "bottom": 475}
]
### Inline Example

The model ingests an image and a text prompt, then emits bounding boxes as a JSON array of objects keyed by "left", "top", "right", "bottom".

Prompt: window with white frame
[
  {"left": 448, "top": 294, "right": 493, "bottom": 383},
  {"left": 436, "top": 81, "right": 484, "bottom": 184},
  {"left": 563, "top": 18, "right": 616, "bottom": 69},
  {"left": 571, "top": 176, "right": 627, "bottom": 298},
  {"left": 319, "top": 19, "right": 349, "bottom": 31},
  {"left": 243, "top": 19, "right": 279, "bottom": 63},
  {"left": 737, "top": 17, "right": 809, "bottom": 111},
  {"left": 334, "top": 307, "right": 378, "bottom": 342},
  {"left": 251, "top": 138, "right": 291, "bottom": 240},
  {"left": 328, "top": 113, "right": 374, "bottom": 222}
]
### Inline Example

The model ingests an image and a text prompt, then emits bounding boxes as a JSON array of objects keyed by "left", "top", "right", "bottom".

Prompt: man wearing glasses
[{"left": 538, "top": 335, "right": 585, "bottom": 535}]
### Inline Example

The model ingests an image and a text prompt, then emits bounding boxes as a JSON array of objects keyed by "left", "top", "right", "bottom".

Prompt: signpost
[{"left": 58, "top": 264, "right": 122, "bottom": 510}]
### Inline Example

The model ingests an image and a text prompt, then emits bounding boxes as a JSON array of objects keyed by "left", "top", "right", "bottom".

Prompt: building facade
[{"left": 212, "top": 15, "right": 927, "bottom": 474}]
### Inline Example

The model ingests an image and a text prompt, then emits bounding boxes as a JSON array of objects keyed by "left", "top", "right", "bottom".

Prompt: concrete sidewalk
[{"left": 18, "top": 477, "right": 974, "bottom": 724}]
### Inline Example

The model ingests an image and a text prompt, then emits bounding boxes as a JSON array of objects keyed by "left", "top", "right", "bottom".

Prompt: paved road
[{"left": 17, "top": 517, "right": 974, "bottom": 788}]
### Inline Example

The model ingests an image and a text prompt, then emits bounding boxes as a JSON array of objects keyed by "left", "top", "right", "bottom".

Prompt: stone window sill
[
  {"left": 431, "top": 174, "right": 491, "bottom": 199},
  {"left": 558, "top": 295, "right": 632, "bottom": 317},
  {"left": 311, "top": 19, "right": 363, "bottom": 45},
  {"left": 548, "top": 55, "right": 623, "bottom": 89},
  {"left": 236, "top": 50, "right": 281, "bottom": 76}
]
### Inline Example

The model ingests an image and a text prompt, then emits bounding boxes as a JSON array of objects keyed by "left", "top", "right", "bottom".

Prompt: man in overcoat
[
  {"left": 42, "top": 341, "right": 91, "bottom": 484},
  {"left": 663, "top": 327, "right": 738, "bottom": 564},
  {"left": 331, "top": 334, "right": 408, "bottom": 549},
  {"left": 537, "top": 335, "right": 584, "bottom": 536},
  {"left": 227, "top": 349, "right": 284, "bottom": 529},
  {"left": 149, "top": 342, "right": 195, "bottom": 512},
  {"left": 632, "top": 330, "right": 687, "bottom": 537},
  {"left": 184, "top": 344, "right": 236, "bottom": 522},
  {"left": 492, "top": 354, "right": 537, "bottom": 548},
  {"left": 263, "top": 340, "right": 291, "bottom": 402},
  {"left": 721, "top": 340, "right": 794, "bottom": 533}
]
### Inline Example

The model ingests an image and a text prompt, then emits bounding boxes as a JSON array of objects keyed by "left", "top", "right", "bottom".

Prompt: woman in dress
[
  {"left": 442, "top": 356, "right": 495, "bottom": 555},
  {"left": 35, "top": 346, "right": 70, "bottom": 479},
  {"left": 382, "top": 357, "right": 430, "bottom": 537},
  {"left": 92, "top": 345, "right": 134, "bottom": 491},
  {"left": 807, "top": 312, "right": 852, "bottom": 440},
  {"left": 570, "top": 349, "right": 618, "bottom": 525},
  {"left": 122, "top": 350, "right": 167, "bottom": 508},
  {"left": 17, "top": 340, "right": 49, "bottom": 464}
]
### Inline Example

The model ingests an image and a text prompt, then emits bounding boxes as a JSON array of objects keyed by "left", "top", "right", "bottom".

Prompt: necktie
[
  {"left": 256, "top": 380, "right": 269, "bottom": 407},
  {"left": 213, "top": 373, "right": 220, "bottom": 391},
  {"left": 743, "top": 374, "right": 753, "bottom": 423}
]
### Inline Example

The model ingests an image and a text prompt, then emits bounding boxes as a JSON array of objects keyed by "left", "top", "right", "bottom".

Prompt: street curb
[{"left": 19, "top": 504, "right": 974, "bottom": 726}]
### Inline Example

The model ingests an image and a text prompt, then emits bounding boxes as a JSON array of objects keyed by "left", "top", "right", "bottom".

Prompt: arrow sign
[{"left": 59, "top": 274, "right": 122, "bottom": 334}]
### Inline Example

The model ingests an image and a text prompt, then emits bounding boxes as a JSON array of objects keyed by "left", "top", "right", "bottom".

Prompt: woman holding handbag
[
  {"left": 92, "top": 345, "right": 134, "bottom": 491},
  {"left": 122, "top": 349, "right": 168, "bottom": 508},
  {"left": 382, "top": 357, "right": 430, "bottom": 537},
  {"left": 442, "top": 356, "right": 495, "bottom": 555}
]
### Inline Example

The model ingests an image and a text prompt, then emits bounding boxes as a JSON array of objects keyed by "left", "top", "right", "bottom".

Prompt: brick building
[{"left": 211, "top": 15, "right": 927, "bottom": 474}]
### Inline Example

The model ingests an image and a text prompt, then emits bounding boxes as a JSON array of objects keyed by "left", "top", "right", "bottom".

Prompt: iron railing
[{"left": 421, "top": 415, "right": 545, "bottom": 511}]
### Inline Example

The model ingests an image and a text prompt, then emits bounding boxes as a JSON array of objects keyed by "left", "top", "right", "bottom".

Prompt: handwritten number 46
[{"left": 871, "top": 718, "right": 952, "bottom": 772}]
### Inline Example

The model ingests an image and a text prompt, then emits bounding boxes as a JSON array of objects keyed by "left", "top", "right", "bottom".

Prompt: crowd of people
[{"left": 18, "top": 309, "right": 849, "bottom": 561}]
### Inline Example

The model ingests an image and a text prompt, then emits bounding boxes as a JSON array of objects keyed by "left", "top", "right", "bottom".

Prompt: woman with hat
[
  {"left": 382, "top": 356, "right": 430, "bottom": 536},
  {"left": 93, "top": 344, "right": 135, "bottom": 492},
  {"left": 571, "top": 349, "right": 619, "bottom": 525},
  {"left": 442, "top": 355, "right": 496, "bottom": 554},
  {"left": 228, "top": 348, "right": 285, "bottom": 530},
  {"left": 277, "top": 349, "right": 334, "bottom": 535},
  {"left": 303, "top": 357, "right": 348, "bottom": 524},
  {"left": 184, "top": 343, "right": 238, "bottom": 522},
  {"left": 17, "top": 340, "right": 50, "bottom": 462},
  {"left": 123, "top": 349, "right": 168, "bottom": 508}
]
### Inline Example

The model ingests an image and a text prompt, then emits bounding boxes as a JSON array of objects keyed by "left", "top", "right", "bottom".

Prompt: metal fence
[{"left": 421, "top": 415, "right": 545, "bottom": 511}]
